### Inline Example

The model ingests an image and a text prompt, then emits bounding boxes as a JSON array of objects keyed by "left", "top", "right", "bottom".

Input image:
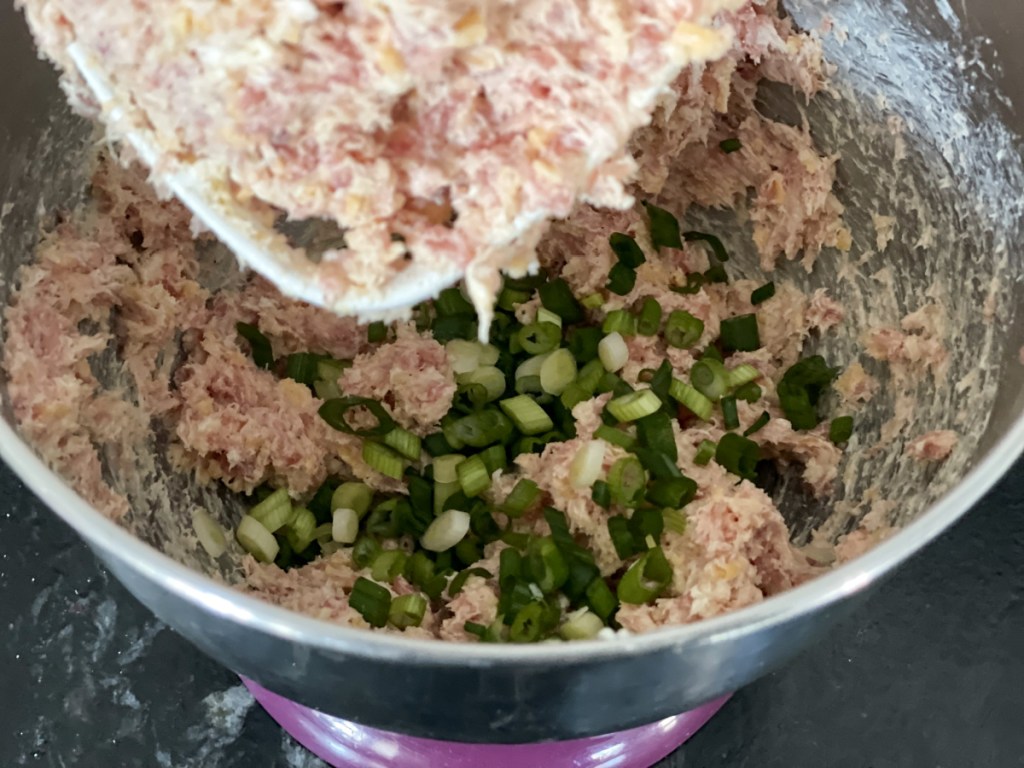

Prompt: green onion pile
[{"left": 227, "top": 202, "right": 854, "bottom": 642}]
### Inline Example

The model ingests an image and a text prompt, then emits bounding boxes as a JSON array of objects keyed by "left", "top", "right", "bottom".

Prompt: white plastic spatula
[{"left": 66, "top": 43, "right": 463, "bottom": 320}]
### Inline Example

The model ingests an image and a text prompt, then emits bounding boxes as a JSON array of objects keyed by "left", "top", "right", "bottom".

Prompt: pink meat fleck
[{"left": 904, "top": 430, "right": 958, "bottom": 463}]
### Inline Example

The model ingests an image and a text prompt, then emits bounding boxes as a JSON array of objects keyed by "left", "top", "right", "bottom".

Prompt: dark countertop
[{"left": 1, "top": 457, "right": 1022, "bottom": 768}]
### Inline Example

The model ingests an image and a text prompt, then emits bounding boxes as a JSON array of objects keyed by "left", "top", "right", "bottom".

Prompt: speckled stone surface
[{"left": 1, "top": 457, "right": 1022, "bottom": 768}]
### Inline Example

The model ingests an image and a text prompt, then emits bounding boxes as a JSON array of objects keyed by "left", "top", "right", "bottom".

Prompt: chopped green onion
[
  {"left": 515, "top": 353, "right": 550, "bottom": 392},
  {"left": 498, "top": 286, "right": 532, "bottom": 311},
  {"left": 371, "top": 550, "right": 408, "bottom": 582},
  {"left": 602, "top": 518, "right": 634, "bottom": 561},
  {"left": 431, "top": 314, "right": 477, "bottom": 343},
  {"left": 537, "top": 307, "right": 563, "bottom": 328},
  {"left": 715, "top": 433, "right": 761, "bottom": 480},
  {"left": 236, "top": 516, "right": 280, "bottom": 563},
  {"left": 514, "top": 432, "right": 558, "bottom": 456},
  {"left": 777, "top": 355, "right": 840, "bottom": 430},
  {"left": 628, "top": 506, "right": 665, "bottom": 543},
  {"left": 459, "top": 367, "right": 505, "bottom": 405},
  {"left": 645, "top": 360, "right": 672, "bottom": 403},
  {"left": 319, "top": 396, "right": 396, "bottom": 437},
  {"left": 499, "top": 547, "right": 524, "bottom": 592},
  {"left": 456, "top": 455, "right": 491, "bottom": 498},
  {"left": 353, "top": 536, "right": 382, "bottom": 568},
  {"left": 249, "top": 488, "right": 293, "bottom": 533},
  {"left": 526, "top": 536, "right": 570, "bottom": 593},
  {"left": 668, "top": 378, "right": 713, "bottom": 421},
  {"left": 591, "top": 479, "right": 611, "bottom": 508},
  {"left": 719, "top": 137, "right": 743, "bottom": 154},
  {"left": 432, "top": 454, "right": 465, "bottom": 484},
  {"left": 608, "top": 456, "right": 647, "bottom": 508},
  {"left": 383, "top": 427, "right": 422, "bottom": 460},
  {"left": 447, "top": 567, "right": 492, "bottom": 598},
  {"left": 690, "top": 358, "right": 730, "bottom": 401},
  {"left": 703, "top": 263, "right": 729, "bottom": 284},
  {"left": 576, "top": 358, "right": 605, "bottom": 394},
  {"left": 449, "top": 409, "right": 514, "bottom": 448},
  {"left": 423, "top": 431, "right": 456, "bottom": 456},
  {"left": 287, "top": 507, "right": 317, "bottom": 551},
  {"left": 567, "top": 327, "right": 602, "bottom": 363},
  {"left": 751, "top": 281, "right": 776, "bottom": 305},
  {"left": 694, "top": 439, "right": 717, "bottom": 466},
  {"left": 363, "top": 442, "right": 405, "bottom": 479},
  {"left": 701, "top": 345, "right": 724, "bottom": 363},
  {"left": 501, "top": 530, "right": 530, "bottom": 550},
  {"left": 421, "top": 509, "right": 471, "bottom": 552},
  {"left": 594, "top": 424, "right": 637, "bottom": 450},
  {"left": 313, "top": 378, "right": 342, "bottom": 401},
  {"left": 636, "top": 411, "right": 678, "bottom": 460},
  {"left": 405, "top": 550, "right": 436, "bottom": 586},
  {"left": 500, "top": 395, "right": 554, "bottom": 435},
  {"left": 560, "top": 383, "right": 590, "bottom": 410},
  {"left": 434, "top": 480, "right": 460, "bottom": 516},
  {"left": 285, "top": 353, "right": 324, "bottom": 386},
  {"left": 672, "top": 273, "right": 705, "bottom": 295},
  {"left": 642, "top": 202, "right": 683, "bottom": 249},
  {"left": 501, "top": 478, "right": 541, "bottom": 518},
  {"left": 236, "top": 322, "right": 274, "bottom": 369},
  {"left": 447, "top": 339, "right": 487, "bottom": 374},
  {"left": 719, "top": 314, "right": 761, "bottom": 352},
  {"left": 192, "top": 508, "right": 228, "bottom": 558},
  {"left": 663, "top": 509, "right": 688, "bottom": 534},
  {"left": 617, "top": 547, "right": 673, "bottom": 604},
  {"left": 598, "top": 331, "right": 629, "bottom": 372},
  {"left": 606, "top": 262, "right": 637, "bottom": 296},
  {"left": 829, "top": 416, "right": 854, "bottom": 444},
  {"left": 478, "top": 444, "right": 508, "bottom": 475},
  {"left": 540, "top": 348, "right": 578, "bottom": 396},
  {"left": 331, "top": 507, "right": 360, "bottom": 544},
  {"left": 539, "top": 278, "right": 585, "bottom": 324},
  {"left": 646, "top": 476, "right": 698, "bottom": 509},
  {"left": 455, "top": 536, "right": 483, "bottom": 567},
  {"left": 683, "top": 231, "right": 730, "bottom": 262},
  {"left": 596, "top": 372, "right": 630, "bottom": 396},
  {"left": 636, "top": 298, "right": 663, "bottom": 336},
  {"left": 317, "top": 358, "right": 349, "bottom": 384},
  {"left": 436, "top": 287, "right": 475, "bottom": 316},
  {"left": 517, "top": 322, "right": 561, "bottom": 355},
  {"left": 607, "top": 389, "right": 662, "bottom": 422},
  {"left": 581, "top": 292, "right": 605, "bottom": 309},
  {"left": 559, "top": 608, "right": 605, "bottom": 640},
  {"left": 734, "top": 382, "right": 763, "bottom": 403},
  {"left": 602, "top": 309, "right": 637, "bottom": 336},
  {"left": 634, "top": 448, "right": 682, "bottom": 480},
  {"left": 349, "top": 577, "right": 392, "bottom": 628},
  {"left": 367, "top": 321, "right": 388, "bottom": 343},
  {"left": 307, "top": 483, "right": 335, "bottom": 528},
  {"left": 721, "top": 395, "right": 739, "bottom": 430},
  {"left": 609, "top": 233, "right": 646, "bottom": 267},
  {"left": 389, "top": 593, "right": 427, "bottom": 629},
  {"left": 727, "top": 365, "right": 761, "bottom": 389},
  {"left": 744, "top": 411, "right": 771, "bottom": 437},
  {"left": 586, "top": 578, "right": 618, "bottom": 622},
  {"left": 330, "top": 482, "right": 373, "bottom": 518},
  {"left": 509, "top": 603, "right": 545, "bottom": 643},
  {"left": 664, "top": 310, "right": 704, "bottom": 349},
  {"left": 570, "top": 440, "right": 606, "bottom": 489}
]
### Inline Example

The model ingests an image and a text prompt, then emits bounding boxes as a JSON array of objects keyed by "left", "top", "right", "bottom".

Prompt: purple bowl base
[{"left": 241, "top": 677, "right": 729, "bottom": 768}]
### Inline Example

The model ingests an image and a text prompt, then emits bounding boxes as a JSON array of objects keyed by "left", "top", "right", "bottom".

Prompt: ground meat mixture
[
  {"left": 19, "top": 0, "right": 761, "bottom": 316},
  {"left": 4, "top": 2, "right": 877, "bottom": 641},
  {"left": 905, "top": 430, "right": 958, "bottom": 463}
]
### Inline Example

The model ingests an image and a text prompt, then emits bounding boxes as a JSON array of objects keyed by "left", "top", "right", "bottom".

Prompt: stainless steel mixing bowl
[{"left": 2, "top": 0, "right": 1023, "bottom": 744}]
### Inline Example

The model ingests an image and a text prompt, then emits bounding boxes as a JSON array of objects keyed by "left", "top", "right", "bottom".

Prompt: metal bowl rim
[{"left": 3, "top": 406, "right": 1020, "bottom": 665}]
